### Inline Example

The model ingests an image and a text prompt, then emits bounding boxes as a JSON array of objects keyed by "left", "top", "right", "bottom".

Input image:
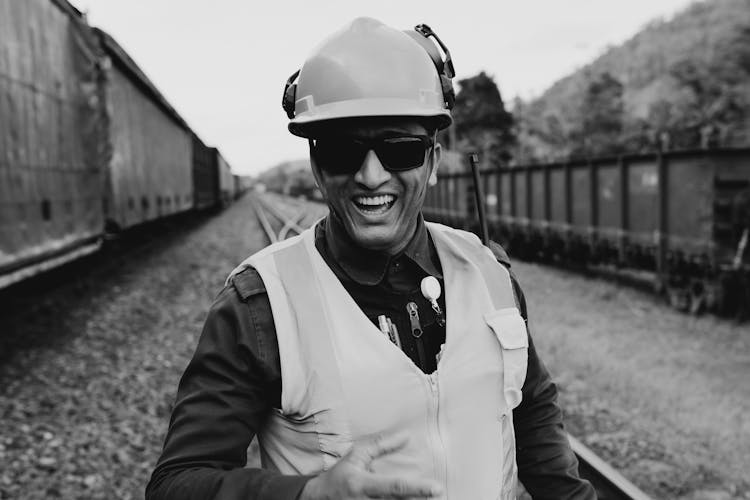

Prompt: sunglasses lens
[
  {"left": 376, "top": 137, "right": 429, "bottom": 171},
  {"left": 312, "top": 139, "right": 366, "bottom": 175},
  {"left": 312, "top": 136, "right": 430, "bottom": 174}
]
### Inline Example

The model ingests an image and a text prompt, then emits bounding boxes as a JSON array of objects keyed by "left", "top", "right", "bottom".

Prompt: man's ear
[{"left": 428, "top": 142, "right": 442, "bottom": 187}]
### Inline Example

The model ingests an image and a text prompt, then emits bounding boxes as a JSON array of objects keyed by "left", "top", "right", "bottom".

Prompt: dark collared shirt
[
  {"left": 319, "top": 213, "right": 446, "bottom": 373},
  {"left": 146, "top": 214, "right": 596, "bottom": 500}
]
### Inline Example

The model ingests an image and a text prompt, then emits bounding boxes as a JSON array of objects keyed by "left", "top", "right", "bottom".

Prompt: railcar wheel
[{"left": 666, "top": 284, "right": 689, "bottom": 312}]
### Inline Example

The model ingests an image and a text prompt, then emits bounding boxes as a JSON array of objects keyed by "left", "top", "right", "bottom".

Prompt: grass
[{"left": 512, "top": 260, "right": 750, "bottom": 496}]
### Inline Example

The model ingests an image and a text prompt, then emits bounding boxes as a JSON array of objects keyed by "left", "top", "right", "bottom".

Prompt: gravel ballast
[{"left": 1, "top": 196, "right": 275, "bottom": 499}]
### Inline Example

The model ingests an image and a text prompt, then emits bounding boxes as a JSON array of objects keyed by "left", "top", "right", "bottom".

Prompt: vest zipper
[
  {"left": 428, "top": 373, "right": 447, "bottom": 491},
  {"left": 406, "top": 302, "right": 427, "bottom": 370}
]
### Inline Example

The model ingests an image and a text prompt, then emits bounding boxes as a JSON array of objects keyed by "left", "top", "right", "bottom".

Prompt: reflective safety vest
[{"left": 234, "top": 222, "right": 529, "bottom": 499}]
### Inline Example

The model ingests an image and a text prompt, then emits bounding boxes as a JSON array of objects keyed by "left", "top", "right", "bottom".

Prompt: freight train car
[
  {"left": 423, "top": 148, "right": 750, "bottom": 315},
  {"left": 0, "top": 0, "right": 237, "bottom": 289},
  {"left": 233, "top": 174, "right": 244, "bottom": 200},
  {"left": 95, "top": 28, "right": 193, "bottom": 231},
  {"left": 214, "top": 148, "right": 234, "bottom": 206},
  {"left": 0, "top": 0, "right": 106, "bottom": 288},
  {"left": 192, "top": 134, "right": 220, "bottom": 210}
]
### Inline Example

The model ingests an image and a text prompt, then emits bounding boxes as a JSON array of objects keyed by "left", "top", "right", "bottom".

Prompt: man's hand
[{"left": 298, "top": 434, "right": 443, "bottom": 500}]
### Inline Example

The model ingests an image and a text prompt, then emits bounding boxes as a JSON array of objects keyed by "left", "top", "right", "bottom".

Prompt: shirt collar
[{"left": 321, "top": 211, "right": 443, "bottom": 286}]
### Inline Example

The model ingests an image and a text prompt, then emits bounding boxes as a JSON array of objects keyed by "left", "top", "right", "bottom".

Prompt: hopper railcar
[
  {"left": 192, "top": 134, "right": 221, "bottom": 211},
  {"left": 423, "top": 148, "right": 750, "bottom": 315},
  {"left": 94, "top": 28, "right": 194, "bottom": 232},
  {"left": 215, "top": 148, "right": 235, "bottom": 206},
  {"left": 0, "top": 0, "right": 106, "bottom": 289},
  {"left": 233, "top": 174, "right": 246, "bottom": 200},
  {"left": 0, "top": 0, "right": 237, "bottom": 289}
]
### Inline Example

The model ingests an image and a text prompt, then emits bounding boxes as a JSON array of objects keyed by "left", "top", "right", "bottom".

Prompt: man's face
[{"left": 309, "top": 118, "right": 441, "bottom": 255}]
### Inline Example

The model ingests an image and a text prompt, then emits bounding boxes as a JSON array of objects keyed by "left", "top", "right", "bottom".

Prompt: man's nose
[{"left": 353, "top": 150, "right": 391, "bottom": 188}]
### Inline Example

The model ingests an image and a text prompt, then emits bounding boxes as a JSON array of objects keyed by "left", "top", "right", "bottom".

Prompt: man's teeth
[{"left": 354, "top": 195, "right": 394, "bottom": 206}]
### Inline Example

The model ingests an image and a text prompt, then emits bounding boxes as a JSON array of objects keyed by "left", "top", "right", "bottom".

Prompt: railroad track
[
  {"left": 250, "top": 193, "right": 315, "bottom": 243},
  {"left": 569, "top": 435, "right": 652, "bottom": 500},
  {"left": 250, "top": 193, "right": 654, "bottom": 500}
]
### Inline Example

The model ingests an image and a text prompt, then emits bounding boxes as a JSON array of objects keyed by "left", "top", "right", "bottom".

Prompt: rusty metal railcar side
[
  {"left": 626, "top": 156, "right": 660, "bottom": 262},
  {"left": 214, "top": 148, "right": 234, "bottom": 206},
  {"left": 192, "top": 134, "right": 219, "bottom": 210},
  {"left": 233, "top": 174, "right": 243, "bottom": 199},
  {"left": 95, "top": 29, "right": 193, "bottom": 231},
  {"left": 698, "top": 150, "right": 750, "bottom": 264},
  {"left": 0, "top": 0, "right": 106, "bottom": 288},
  {"left": 423, "top": 147, "right": 750, "bottom": 314}
]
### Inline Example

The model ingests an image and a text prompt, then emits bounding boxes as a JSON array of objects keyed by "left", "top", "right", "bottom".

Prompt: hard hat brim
[{"left": 288, "top": 98, "right": 452, "bottom": 138}]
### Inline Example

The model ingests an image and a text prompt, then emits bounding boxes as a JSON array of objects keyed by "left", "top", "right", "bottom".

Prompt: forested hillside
[
  {"left": 513, "top": 0, "right": 750, "bottom": 162},
  {"left": 258, "top": 0, "right": 750, "bottom": 178}
]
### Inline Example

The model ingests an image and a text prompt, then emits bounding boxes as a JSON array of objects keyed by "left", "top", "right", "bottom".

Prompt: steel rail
[
  {"left": 278, "top": 211, "right": 308, "bottom": 240},
  {"left": 569, "top": 434, "right": 653, "bottom": 500},
  {"left": 257, "top": 196, "right": 306, "bottom": 235},
  {"left": 251, "top": 194, "right": 309, "bottom": 244},
  {"left": 249, "top": 195, "right": 279, "bottom": 244}
]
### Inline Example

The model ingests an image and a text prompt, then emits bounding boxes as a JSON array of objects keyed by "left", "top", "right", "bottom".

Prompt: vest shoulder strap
[
  {"left": 225, "top": 232, "right": 306, "bottom": 286},
  {"left": 426, "top": 221, "right": 516, "bottom": 312},
  {"left": 425, "top": 221, "right": 512, "bottom": 269}
]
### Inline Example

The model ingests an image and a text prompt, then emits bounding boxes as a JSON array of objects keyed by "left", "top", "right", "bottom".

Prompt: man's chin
[{"left": 348, "top": 228, "right": 400, "bottom": 253}]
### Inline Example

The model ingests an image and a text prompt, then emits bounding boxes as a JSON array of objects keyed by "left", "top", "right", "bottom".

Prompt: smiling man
[
  {"left": 147, "top": 17, "right": 595, "bottom": 500},
  {"left": 309, "top": 121, "right": 437, "bottom": 255}
]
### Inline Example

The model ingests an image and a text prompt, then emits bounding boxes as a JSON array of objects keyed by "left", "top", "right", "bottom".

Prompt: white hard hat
[{"left": 282, "top": 17, "right": 455, "bottom": 137}]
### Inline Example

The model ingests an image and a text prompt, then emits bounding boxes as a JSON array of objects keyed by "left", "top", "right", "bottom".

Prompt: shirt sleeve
[
  {"left": 509, "top": 273, "right": 597, "bottom": 499},
  {"left": 145, "top": 272, "right": 312, "bottom": 500}
]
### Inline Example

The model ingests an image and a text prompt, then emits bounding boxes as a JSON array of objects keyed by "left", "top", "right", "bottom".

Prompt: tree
[
  {"left": 577, "top": 72, "right": 625, "bottom": 156},
  {"left": 450, "top": 72, "right": 515, "bottom": 167},
  {"left": 512, "top": 0, "right": 750, "bottom": 158},
  {"left": 665, "top": 37, "right": 750, "bottom": 149}
]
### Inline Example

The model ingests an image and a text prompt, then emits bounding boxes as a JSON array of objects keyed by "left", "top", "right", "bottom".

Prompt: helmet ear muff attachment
[
  {"left": 439, "top": 74, "right": 456, "bottom": 110},
  {"left": 405, "top": 24, "right": 456, "bottom": 110},
  {"left": 282, "top": 69, "right": 300, "bottom": 119}
]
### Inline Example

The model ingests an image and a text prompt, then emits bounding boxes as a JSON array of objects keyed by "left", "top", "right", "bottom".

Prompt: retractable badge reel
[{"left": 420, "top": 276, "right": 445, "bottom": 327}]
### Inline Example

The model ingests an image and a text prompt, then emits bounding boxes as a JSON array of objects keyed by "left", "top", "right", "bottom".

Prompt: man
[{"left": 146, "top": 17, "right": 595, "bottom": 500}]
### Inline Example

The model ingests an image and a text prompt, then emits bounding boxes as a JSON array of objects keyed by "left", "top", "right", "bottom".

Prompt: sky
[{"left": 69, "top": 0, "right": 700, "bottom": 176}]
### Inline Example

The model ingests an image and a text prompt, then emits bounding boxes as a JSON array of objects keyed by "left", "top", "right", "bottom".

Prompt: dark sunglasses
[{"left": 310, "top": 134, "right": 434, "bottom": 175}]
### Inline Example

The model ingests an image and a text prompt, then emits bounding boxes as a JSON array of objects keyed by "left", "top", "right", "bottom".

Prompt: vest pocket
[{"left": 484, "top": 308, "right": 529, "bottom": 410}]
